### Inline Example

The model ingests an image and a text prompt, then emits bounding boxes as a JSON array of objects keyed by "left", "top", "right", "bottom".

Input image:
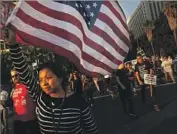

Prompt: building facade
[{"left": 128, "top": 1, "right": 164, "bottom": 39}]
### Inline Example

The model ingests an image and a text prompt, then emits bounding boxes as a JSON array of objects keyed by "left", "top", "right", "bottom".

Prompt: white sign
[{"left": 144, "top": 74, "right": 157, "bottom": 85}]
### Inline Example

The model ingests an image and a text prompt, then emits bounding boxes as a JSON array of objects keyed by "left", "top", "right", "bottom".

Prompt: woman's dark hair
[{"left": 38, "top": 62, "right": 63, "bottom": 78}]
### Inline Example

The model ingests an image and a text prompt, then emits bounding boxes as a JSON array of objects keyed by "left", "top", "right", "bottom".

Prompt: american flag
[{"left": 7, "top": 0, "right": 130, "bottom": 76}]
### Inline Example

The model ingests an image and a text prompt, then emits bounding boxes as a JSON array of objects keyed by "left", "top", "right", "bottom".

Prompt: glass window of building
[
  {"left": 153, "top": 2, "right": 158, "bottom": 18},
  {"left": 149, "top": 3, "right": 154, "bottom": 20}
]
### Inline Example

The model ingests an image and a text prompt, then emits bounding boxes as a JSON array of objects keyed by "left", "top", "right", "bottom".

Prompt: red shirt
[{"left": 12, "top": 83, "right": 36, "bottom": 121}]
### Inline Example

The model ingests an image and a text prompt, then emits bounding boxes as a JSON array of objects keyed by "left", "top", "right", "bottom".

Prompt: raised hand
[{"left": 3, "top": 27, "right": 16, "bottom": 45}]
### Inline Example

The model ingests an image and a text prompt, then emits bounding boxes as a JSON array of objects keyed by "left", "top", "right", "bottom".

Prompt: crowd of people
[{"left": 0, "top": 29, "right": 177, "bottom": 134}]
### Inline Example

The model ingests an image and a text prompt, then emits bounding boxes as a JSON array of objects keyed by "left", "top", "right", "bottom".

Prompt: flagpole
[{"left": 150, "top": 41, "right": 156, "bottom": 72}]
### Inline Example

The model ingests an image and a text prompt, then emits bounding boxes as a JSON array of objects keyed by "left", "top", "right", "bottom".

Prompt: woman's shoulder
[
  {"left": 66, "top": 93, "right": 88, "bottom": 109},
  {"left": 67, "top": 93, "right": 86, "bottom": 102}
]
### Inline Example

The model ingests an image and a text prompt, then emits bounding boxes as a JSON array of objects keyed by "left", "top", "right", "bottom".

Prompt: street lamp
[{"left": 164, "top": 1, "right": 177, "bottom": 47}]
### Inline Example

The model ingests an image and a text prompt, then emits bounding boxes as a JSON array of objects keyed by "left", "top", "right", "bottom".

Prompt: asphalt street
[
  {"left": 92, "top": 83, "right": 177, "bottom": 134},
  {"left": 7, "top": 83, "right": 177, "bottom": 134}
]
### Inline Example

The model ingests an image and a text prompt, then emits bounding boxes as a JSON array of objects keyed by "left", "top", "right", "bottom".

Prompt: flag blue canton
[{"left": 54, "top": 1, "right": 102, "bottom": 29}]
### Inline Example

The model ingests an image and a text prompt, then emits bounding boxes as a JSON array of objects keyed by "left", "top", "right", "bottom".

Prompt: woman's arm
[
  {"left": 6, "top": 29, "right": 40, "bottom": 101},
  {"left": 81, "top": 102, "right": 98, "bottom": 134}
]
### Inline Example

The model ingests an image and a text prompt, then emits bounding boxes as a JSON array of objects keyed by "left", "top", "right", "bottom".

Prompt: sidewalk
[{"left": 124, "top": 97, "right": 177, "bottom": 134}]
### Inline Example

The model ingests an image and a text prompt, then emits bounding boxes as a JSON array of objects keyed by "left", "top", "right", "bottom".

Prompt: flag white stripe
[
  {"left": 11, "top": 17, "right": 111, "bottom": 75},
  {"left": 83, "top": 45, "right": 117, "bottom": 68},
  {"left": 109, "top": 1, "right": 127, "bottom": 25},
  {"left": 21, "top": 2, "right": 82, "bottom": 42},
  {"left": 101, "top": 4, "right": 129, "bottom": 39},
  {"left": 95, "top": 19, "right": 129, "bottom": 53},
  {"left": 20, "top": 2, "right": 118, "bottom": 66}
]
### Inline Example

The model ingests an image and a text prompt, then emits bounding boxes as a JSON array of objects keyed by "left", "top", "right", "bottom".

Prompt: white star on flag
[
  {"left": 90, "top": 12, "right": 94, "bottom": 17},
  {"left": 86, "top": 4, "right": 90, "bottom": 9},
  {"left": 93, "top": 2, "right": 98, "bottom": 8}
]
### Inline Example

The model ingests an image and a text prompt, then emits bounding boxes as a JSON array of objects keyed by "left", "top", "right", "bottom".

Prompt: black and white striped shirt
[{"left": 10, "top": 44, "right": 98, "bottom": 134}]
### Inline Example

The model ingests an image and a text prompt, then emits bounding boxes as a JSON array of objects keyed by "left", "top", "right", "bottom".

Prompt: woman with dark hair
[{"left": 5, "top": 29, "right": 98, "bottom": 134}]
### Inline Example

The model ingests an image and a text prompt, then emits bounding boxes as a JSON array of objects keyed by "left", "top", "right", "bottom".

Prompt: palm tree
[
  {"left": 143, "top": 20, "right": 154, "bottom": 42},
  {"left": 143, "top": 20, "right": 156, "bottom": 58},
  {"left": 164, "top": 1, "right": 177, "bottom": 47}
]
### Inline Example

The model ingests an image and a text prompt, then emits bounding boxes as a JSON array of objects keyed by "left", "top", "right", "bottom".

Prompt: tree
[
  {"left": 164, "top": 1, "right": 177, "bottom": 47},
  {"left": 124, "top": 31, "right": 138, "bottom": 61},
  {"left": 137, "top": 11, "right": 177, "bottom": 56}
]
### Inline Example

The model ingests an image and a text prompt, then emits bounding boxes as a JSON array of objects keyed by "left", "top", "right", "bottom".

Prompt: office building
[{"left": 128, "top": 1, "right": 164, "bottom": 39}]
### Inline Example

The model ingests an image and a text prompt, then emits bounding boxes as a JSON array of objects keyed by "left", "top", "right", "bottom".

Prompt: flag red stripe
[
  {"left": 92, "top": 26, "right": 127, "bottom": 58},
  {"left": 11, "top": 25, "right": 107, "bottom": 77},
  {"left": 98, "top": 12, "right": 130, "bottom": 47},
  {"left": 16, "top": 9, "right": 113, "bottom": 73},
  {"left": 104, "top": 1, "right": 128, "bottom": 31},
  {"left": 26, "top": 1, "right": 124, "bottom": 64}
]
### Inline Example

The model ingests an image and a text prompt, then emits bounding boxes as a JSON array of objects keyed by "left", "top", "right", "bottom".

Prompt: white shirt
[{"left": 161, "top": 60, "right": 173, "bottom": 72}]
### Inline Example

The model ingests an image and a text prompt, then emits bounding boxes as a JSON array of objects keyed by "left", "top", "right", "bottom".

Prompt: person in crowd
[
  {"left": 173, "top": 57, "right": 177, "bottom": 73},
  {"left": 0, "top": 85, "right": 9, "bottom": 134},
  {"left": 5, "top": 28, "right": 98, "bottom": 134},
  {"left": 168, "top": 55, "right": 176, "bottom": 74},
  {"left": 72, "top": 71, "right": 84, "bottom": 96},
  {"left": 68, "top": 73, "right": 74, "bottom": 92},
  {"left": 155, "top": 57, "right": 162, "bottom": 71},
  {"left": 82, "top": 76, "right": 95, "bottom": 107},
  {"left": 168, "top": 56, "right": 173, "bottom": 63},
  {"left": 81, "top": 74, "right": 87, "bottom": 89},
  {"left": 103, "top": 75, "right": 116, "bottom": 99},
  {"left": 92, "top": 77, "right": 101, "bottom": 93},
  {"left": 125, "top": 62, "right": 137, "bottom": 95},
  {"left": 116, "top": 64, "right": 138, "bottom": 119},
  {"left": 161, "top": 56, "right": 175, "bottom": 83},
  {"left": 135, "top": 55, "right": 160, "bottom": 112},
  {"left": 10, "top": 69, "right": 39, "bottom": 134},
  {"left": 104, "top": 75, "right": 111, "bottom": 92}
]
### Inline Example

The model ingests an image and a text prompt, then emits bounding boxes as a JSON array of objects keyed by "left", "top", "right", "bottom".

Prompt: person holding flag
[
  {"left": 4, "top": 0, "right": 130, "bottom": 133},
  {"left": 4, "top": 28, "right": 99, "bottom": 134}
]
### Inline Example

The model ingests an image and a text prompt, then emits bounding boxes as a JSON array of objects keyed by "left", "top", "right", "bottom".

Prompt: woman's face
[{"left": 39, "top": 68, "right": 61, "bottom": 95}]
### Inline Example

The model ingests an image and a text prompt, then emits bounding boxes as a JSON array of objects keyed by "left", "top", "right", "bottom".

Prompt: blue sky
[{"left": 119, "top": 1, "right": 141, "bottom": 19}]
